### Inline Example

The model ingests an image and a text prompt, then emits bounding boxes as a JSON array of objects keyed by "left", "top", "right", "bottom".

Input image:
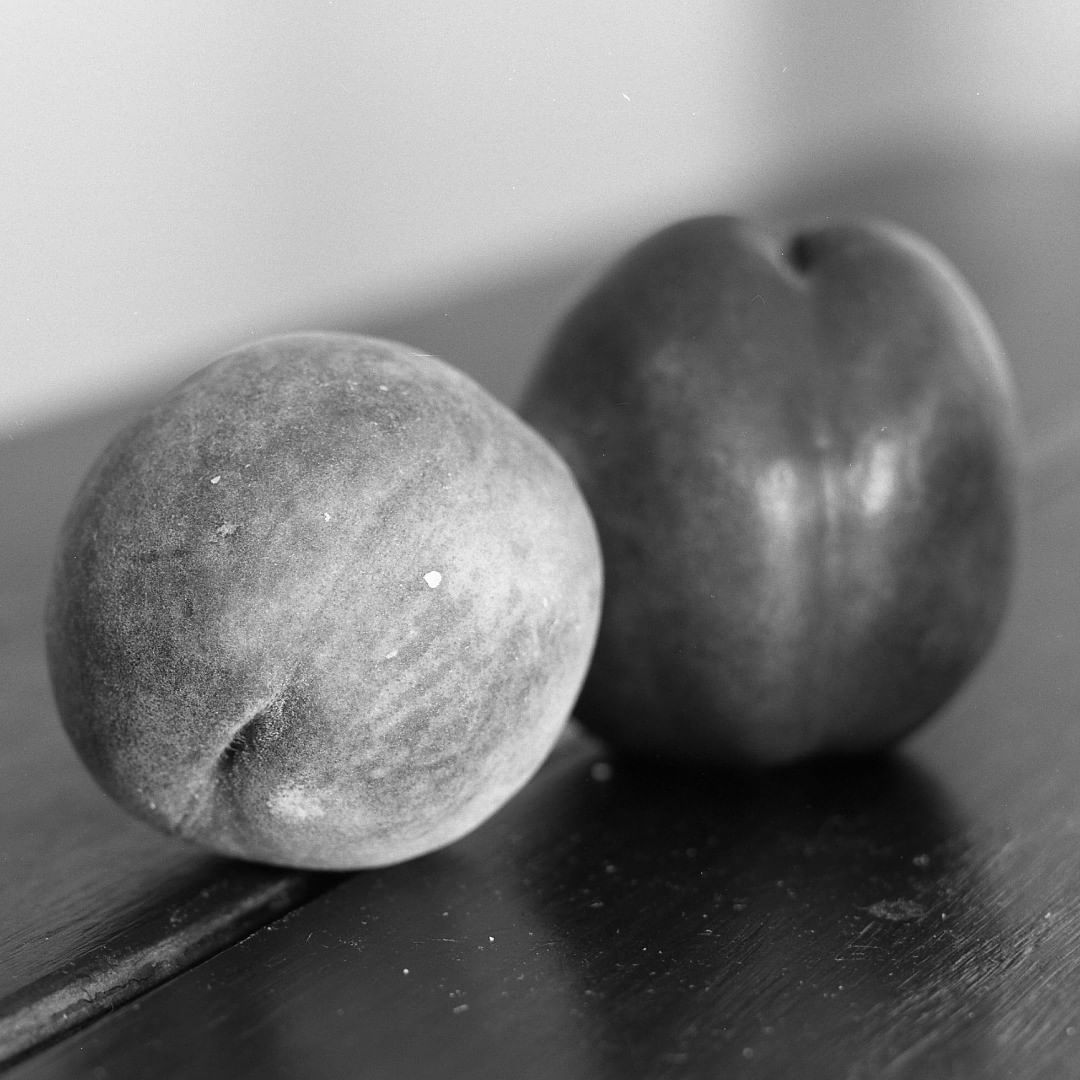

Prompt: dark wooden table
[{"left": 3, "top": 148, "right": 1079, "bottom": 1078}]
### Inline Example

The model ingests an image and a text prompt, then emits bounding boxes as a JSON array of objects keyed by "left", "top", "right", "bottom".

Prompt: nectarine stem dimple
[{"left": 786, "top": 232, "right": 816, "bottom": 275}]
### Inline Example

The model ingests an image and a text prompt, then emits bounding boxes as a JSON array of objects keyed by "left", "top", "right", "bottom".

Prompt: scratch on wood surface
[{"left": 0, "top": 872, "right": 334, "bottom": 1068}]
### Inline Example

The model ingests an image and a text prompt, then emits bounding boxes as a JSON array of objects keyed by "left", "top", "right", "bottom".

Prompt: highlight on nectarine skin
[
  {"left": 45, "top": 332, "right": 603, "bottom": 869},
  {"left": 521, "top": 214, "right": 1021, "bottom": 766}
]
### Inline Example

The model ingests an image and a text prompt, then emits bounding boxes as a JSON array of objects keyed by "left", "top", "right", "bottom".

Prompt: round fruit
[
  {"left": 46, "top": 332, "right": 602, "bottom": 868},
  {"left": 521, "top": 215, "right": 1020, "bottom": 766}
]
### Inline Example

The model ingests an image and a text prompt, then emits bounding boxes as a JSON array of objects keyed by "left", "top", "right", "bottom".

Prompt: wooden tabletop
[{"left": 2, "top": 148, "right": 1079, "bottom": 1078}]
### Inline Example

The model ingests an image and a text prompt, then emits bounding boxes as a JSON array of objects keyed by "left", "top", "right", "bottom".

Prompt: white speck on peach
[
  {"left": 324, "top": 512, "right": 332, "bottom": 522},
  {"left": 378, "top": 384, "right": 389, "bottom": 392},
  {"left": 268, "top": 786, "right": 326, "bottom": 821},
  {"left": 424, "top": 570, "right": 443, "bottom": 589},
  {"left": 385, "top": 648, "right": 399, "bottom": 660},
  {"left": 210, "top": 475, "right": 221, "bottom": 485}
]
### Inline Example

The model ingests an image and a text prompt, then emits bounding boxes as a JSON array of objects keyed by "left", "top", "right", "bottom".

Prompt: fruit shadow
[
  {"left": 64, "top": 740, "right": 1008, "bottom": 1080},
  {"left": 474, "top": 735, "right": 1004, "bottom": 1076},
  {"left": 223, "top": 733, "right": 1004, "bottom": 1078}
]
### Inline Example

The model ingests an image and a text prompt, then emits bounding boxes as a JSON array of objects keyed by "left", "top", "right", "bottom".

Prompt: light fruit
[
  {"left": 521, "top": 216, "right": 1020, "bottom": 766},
  {"left": 46, "top": 332, "right": 602, "bottom": 868}
]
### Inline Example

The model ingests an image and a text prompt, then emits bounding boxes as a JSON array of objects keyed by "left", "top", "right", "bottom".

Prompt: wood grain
[
  {"left": 7, "top": 446, "right": 1080, "bottom": 1078},
  {"left": 0, "top": 258, "right": 605, "bottom": 1068},
  {"left": 1, "top": 146, "right": 1078, "bottom": 1077},
  {"left": 0, "top": 412, "right": 342, "bottom": 1065}
]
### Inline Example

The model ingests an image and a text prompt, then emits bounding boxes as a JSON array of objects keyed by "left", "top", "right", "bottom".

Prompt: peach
[{"left": 46, "top": 333, "right": 602, "bottom": 868}]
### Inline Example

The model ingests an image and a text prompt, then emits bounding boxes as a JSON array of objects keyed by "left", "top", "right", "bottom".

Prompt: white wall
[{"left": 3, "top": 1, "right": 1078, "bottom": 434}]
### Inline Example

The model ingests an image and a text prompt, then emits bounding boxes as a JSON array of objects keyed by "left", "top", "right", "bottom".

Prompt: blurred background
[{"left": 3, "top": 0, "right": 1079, "bottom": 436}]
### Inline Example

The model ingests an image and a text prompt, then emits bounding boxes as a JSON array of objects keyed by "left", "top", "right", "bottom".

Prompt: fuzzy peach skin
[{"left": 45, "top": 332, "right": 602, "bottom": 869}]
